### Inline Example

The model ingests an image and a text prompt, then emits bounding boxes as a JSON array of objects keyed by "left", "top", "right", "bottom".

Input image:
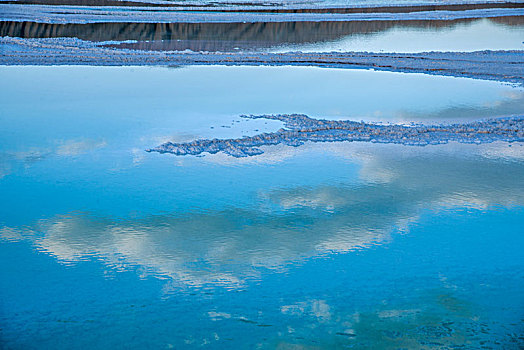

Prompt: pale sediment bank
[
  {"left": 1, "top": 3, "right": 523, "bottom": 24},
  {"left": 1, "top": 37, "right": 523, "bottom": 85},
  {"left": 147, "top": 114, "right": 524, "bottom": 158},
  {"left": 1, "top": 1, "right": 522, "bottom": 12}
]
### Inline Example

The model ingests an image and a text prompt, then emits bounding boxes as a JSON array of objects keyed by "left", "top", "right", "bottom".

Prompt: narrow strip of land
[
  {"left": 1, "top": 37, "right": 522, "bottom": 84},
  {"left": 1, "top": 0, "right": 522, "bottom": 13},
  {"left": 0, "top": 3, "right": 522, "bottom": 24},
  {"left": 148, "top": 114, "right": 524, "bottom": 157}
]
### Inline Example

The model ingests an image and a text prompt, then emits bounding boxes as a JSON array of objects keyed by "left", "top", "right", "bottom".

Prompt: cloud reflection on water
[
  {"left": 2, "top": 143, "right": 524, "bottom": 290},
  {"left": 0, "top": 138, "right": 107, "bottom": 179}
]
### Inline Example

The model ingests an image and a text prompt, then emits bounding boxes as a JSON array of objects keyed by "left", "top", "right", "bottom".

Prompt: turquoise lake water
[{"left": 0, "top": 65, "right": 523, "bottom": 349}]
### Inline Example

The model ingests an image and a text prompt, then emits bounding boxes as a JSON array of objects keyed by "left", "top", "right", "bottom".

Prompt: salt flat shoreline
[
  {"left": 2, "top": 37, "right": 523, "bottom": 85},
  {"left": 2, "top": 0, "right": 522, "bottom": 11},
  {"left": 1, "top": 3, "right": 522, "bottom": 24},
  {"left": 148, "top": 114, "right": 524, "bottom": 158}
]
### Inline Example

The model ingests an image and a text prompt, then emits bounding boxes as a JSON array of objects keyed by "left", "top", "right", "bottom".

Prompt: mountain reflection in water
[{"left": 1, "top": 16, "right": 522, "bottom": 52}]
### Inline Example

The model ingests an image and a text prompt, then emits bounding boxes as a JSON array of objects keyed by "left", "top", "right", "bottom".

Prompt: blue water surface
[{"left": 0, "top": 65, "right": 523, "bottom": 349}]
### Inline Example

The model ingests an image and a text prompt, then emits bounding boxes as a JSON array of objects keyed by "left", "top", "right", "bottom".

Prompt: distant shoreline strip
[
  {"left": 0, "top": 4, "right": 522, "bottom": 24},
  {"left": 1, "top": 38, "right": 522, "bottom": 85}
]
